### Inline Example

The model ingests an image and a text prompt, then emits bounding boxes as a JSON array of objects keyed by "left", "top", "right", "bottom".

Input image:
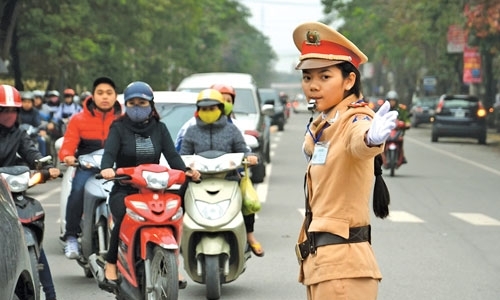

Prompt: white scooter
[
  {"left": 181, "top": 151, "right": 251, "bottom": 300},
  {"left": 56, "top": 137, "right": 113, "bottom": 277}
]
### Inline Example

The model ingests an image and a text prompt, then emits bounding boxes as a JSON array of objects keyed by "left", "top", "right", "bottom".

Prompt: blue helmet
[{"left": 123, "top": 81, "right": 154, "bottom": 102}]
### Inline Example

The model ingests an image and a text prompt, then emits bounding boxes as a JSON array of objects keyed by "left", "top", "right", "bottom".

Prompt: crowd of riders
[{"left": 16, "top": 88, "right": 91, "bottom": 158}]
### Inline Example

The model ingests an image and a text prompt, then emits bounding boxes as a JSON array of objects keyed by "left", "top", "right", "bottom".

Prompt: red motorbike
[
  {"left": 381, "top": 120, "right": 409, "bottom": 177},
  {"left": 88, "top": 164, "right": 186, "bottom": 300}
]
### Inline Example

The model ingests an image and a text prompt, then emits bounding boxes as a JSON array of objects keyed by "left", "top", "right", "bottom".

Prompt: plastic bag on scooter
[{"left": 240, "top": 163, "right": 261, "bottom": 215}]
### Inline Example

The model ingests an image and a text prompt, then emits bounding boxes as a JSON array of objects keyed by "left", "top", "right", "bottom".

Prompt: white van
[{"left": 176, "top": 72, "right": 272, "bottom": 183}]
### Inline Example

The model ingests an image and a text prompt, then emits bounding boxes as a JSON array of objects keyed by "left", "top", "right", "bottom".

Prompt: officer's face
[{"left": 301, "top": 66, "right": 355, "bottom": 112}]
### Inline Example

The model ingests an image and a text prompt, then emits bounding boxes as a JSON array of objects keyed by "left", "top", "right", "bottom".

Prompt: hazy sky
[{"left": 237, "top": 0, "right": 324, "bottom": 73}]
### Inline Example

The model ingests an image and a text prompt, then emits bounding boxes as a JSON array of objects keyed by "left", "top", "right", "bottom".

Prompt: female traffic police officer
[{"left": 292, "top": 21, "right": 398, "bottom": 299}]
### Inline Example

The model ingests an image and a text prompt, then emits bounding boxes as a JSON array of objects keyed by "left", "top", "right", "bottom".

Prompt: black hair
[
  {"left": 337, "top": 62, "right": 362, "bottom": 99},
  {"left": 373, "top": 154, "right": 390, "bottom": 218}
]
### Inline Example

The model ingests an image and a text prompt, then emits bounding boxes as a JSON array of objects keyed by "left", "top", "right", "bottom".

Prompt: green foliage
[{"left": 6, "top": 0, "right": 275, "bottom": 92}]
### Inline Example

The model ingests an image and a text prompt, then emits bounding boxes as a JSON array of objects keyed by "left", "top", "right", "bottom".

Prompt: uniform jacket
[
  {"left": 298, "top": 94, "right": 383, "bottom": 285},
  {"left": 58, "top": 97, "right": 121, "bottom": 161}
]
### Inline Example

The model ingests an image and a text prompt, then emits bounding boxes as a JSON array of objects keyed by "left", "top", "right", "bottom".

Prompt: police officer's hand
[
  {"left": 48, "top": 167, "right": 60, "bottom": 179},
  {"left": 101, "top": 168, "right": 115, "bottom": 180},
  {"left": 63, "top": 155, "right": 77, "bottom": 166},
  {"left": 366, "top": 101, "right": 398, "bottom": 146}
]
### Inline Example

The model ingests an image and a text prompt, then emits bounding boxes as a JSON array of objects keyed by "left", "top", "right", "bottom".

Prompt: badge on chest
[{"left": 311, "top": 141, "right": 329, "bottom": 165}]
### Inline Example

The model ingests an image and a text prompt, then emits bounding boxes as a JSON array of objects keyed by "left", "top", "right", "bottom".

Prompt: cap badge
[{"left": 305, "top": 30, "right": 320, "bottom": 46}]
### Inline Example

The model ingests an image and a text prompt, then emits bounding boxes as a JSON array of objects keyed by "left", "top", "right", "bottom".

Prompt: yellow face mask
[
  {"left": 224, "top": 102, "right": 233, "bottom": 116},
  {"left": 198, "top": 109, "right": 222, "bottom": 124}
]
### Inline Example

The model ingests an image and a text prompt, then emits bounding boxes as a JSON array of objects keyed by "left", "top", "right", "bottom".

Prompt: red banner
[{"left": 463, "top": 46, "right": 481, "bottom": 84}]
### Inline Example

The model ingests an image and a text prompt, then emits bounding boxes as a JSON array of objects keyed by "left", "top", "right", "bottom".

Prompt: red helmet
[
  {"left": 0, "top": 85, "right": 22, "bottom": 108},
  {"left": 210, "top": 84, "right": 236, "bottom": 102},
  {"left": 64, "top": 88, "right": 75, "bottom": 96}
]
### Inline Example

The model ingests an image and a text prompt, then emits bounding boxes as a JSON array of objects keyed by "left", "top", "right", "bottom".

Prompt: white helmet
[{"left": 386, "top": 90, "right": 399, "bottom": 100}]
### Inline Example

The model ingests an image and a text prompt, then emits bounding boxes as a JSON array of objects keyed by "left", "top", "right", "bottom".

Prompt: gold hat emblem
[{"left": 305, "top": 30, "right": 320, "bottom": 46}]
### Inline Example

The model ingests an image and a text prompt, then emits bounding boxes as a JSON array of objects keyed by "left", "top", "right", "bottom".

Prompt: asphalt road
[{"left": 30, "top": 112, "right": 500, "bottom": 300}]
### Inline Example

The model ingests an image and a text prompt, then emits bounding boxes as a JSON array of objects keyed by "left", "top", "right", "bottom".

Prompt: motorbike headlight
[
  {"left": 195, "top": 199, "right": 230, "bottom": 220},
  {"left": 1, "top": 171, "right": 30, "bottom": 193},
  {"left": 143, "top": 171, "right": 169, "bottom": 190},
  {"left": 126, "top": 207, "right": 146, "bottom": 222}
]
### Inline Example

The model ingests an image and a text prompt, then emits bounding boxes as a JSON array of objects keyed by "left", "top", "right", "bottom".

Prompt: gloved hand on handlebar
[{"left": 366, "top": 101, "right": 398, "bottom": 146}]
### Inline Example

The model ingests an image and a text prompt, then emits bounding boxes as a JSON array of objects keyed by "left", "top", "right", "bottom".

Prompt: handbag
[{"left": 240, "top": 163, "right": 261, "bottom": 215}]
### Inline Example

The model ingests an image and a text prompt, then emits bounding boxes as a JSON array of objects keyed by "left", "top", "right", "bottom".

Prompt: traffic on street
[{"left": 28, "top": 111, "right": 500, "bottom": 300}]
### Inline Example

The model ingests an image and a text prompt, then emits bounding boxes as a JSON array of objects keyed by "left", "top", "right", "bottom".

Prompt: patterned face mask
[{"left": 126, "top": 106, "right": 152, "bottom": 122}]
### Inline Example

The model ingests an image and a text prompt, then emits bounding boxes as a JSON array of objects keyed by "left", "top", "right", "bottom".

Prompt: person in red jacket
[{"left": 58, "top": 77, "right": 122, "bottom": 259}]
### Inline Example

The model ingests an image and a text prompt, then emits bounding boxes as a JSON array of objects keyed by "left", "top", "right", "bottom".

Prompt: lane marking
[
  {"left": 386, "top": 210, "right": 425, "bottom": 223},
  {"left": 450, "top": 212, "right": 500, "bottom": 226},
  {"left": 406, "top": 136, "right": 500, "bottom": 176}
]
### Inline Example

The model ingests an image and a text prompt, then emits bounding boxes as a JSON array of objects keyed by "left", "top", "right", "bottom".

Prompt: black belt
[{"left": 296, "top": 225, "right": 371, "bottom": 262}]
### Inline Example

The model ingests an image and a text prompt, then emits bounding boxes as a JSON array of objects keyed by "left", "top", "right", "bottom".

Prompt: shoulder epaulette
[{"left": 348, "top": 100, "right": 368, "bottom": 108}]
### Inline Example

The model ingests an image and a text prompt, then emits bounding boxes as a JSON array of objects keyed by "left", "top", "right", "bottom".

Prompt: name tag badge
[{"left": 311, "top": 142, "right": 329, "bottom": 165}]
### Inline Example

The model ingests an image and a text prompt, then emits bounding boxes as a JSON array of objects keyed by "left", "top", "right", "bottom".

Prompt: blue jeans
[
  {"left": 37, "top": 136, "right": 47, "bottom": 156},
  {"left": 65, "top": 168, "right": 96, "bottom": 238},
  {"left": 39, "top": 248, "right": 56, "bottom": 300}
]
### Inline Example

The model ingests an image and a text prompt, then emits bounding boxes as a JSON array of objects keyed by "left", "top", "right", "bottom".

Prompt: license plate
[{"left": 455, "top": 109, "right": 465, "bottom": 118}]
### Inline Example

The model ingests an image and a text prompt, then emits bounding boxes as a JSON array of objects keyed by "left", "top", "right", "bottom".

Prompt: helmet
[
  {"left": 196, "top": 89, "right": 224, "bottom": 108},
  {"left": 123, "top": 81, "right": 154, "bottom": 102},
  {"left": 63, "top": 88, "right": 75, "bottom": 96},
  {"left": 0, "top": 85, "right": 22, "bottom": 108},
  {"left": 386, "top": 90, "right": 399, "bottom": 100},
  {"left": 210, "top": 84, "right": 235, "bottom": 102},
  {"left": 33, "top": 90, "right": 44, "bottom": 98},
  {"left": 21, "top": 91, "right": 35, "bottom": 101},
  {"left": 80, "top": 91, "right": 91, "bottom": 101},
  {"left": 47, "top": 90, "right": 60, "bottom": 97}
]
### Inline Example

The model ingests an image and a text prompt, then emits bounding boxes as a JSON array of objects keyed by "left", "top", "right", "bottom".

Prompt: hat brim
[
  {"left": 125, "top": 93, "right": 154, "bottom": 102},
  {"left": 295, "top": 58, "right": 344, "bottom": 70},
  {"left": 197, "top": 99, "right": 221, "bottom": 107},
  {"left": 93, "top": 77, "right": 116, "bottom": 91}
]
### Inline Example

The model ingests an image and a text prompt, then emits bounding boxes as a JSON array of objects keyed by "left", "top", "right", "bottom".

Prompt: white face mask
[{"left": 0, "top": 111, "right": 17, "bottom": 128}]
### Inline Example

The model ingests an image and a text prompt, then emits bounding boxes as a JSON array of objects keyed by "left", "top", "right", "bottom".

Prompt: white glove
[{"left": 366, "top": 101, "right": 399, "bottom": 145}]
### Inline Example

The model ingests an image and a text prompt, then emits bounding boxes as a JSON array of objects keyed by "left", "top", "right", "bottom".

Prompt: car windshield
[
  {"left": 417, "top": 97, "right": 438, "bottom": 107},
  {"left": 233, "top": 88, "right": 257, "bottom": 114},
  {"left": 156, "top": 103, "right": 196, "bottom": 141},
  {"left": 443, "top": 99, "right": 477, "bottom": 109}
]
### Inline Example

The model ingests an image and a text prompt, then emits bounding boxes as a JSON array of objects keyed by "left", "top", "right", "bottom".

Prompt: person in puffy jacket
[{"left": 58, "top": 77, "right": 122, "bottom": 259}]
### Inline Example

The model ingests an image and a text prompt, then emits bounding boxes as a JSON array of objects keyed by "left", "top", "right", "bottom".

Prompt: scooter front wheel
[
  {"left": 146, "top": 246, "right": 178, "bottom": 300},
  {"left": 205, "top": 255, "right": 221, "bottom": 300}
]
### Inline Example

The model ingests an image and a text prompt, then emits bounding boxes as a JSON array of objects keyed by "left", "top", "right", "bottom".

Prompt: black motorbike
[{"left": 0, "top": 156, "right": 53, "bottom": 300}]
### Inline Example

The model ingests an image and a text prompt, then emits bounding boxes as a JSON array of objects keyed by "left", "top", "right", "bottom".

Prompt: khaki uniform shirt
[{"left": 298, "top": 95, "right": 383, "bottom": 285}]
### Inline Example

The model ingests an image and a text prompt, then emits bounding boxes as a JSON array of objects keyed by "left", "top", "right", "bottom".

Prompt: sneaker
[{"left": 65, "top": 236, "right": 80, "bottom": 259}]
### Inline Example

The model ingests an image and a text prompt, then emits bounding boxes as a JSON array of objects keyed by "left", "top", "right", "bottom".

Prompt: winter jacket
[
  {"left": 19, "top": 108, "right": 42, "bottom": 127},
  {"left": 0, "top": 124, "right": 46, "bottom": 169},
  {"left": 298, "top": 94, "right": 383, "bottom": 285},
  {"left": 100, "top": 115, "right": 186, "bottom": 171},
  {"left": 179, "top": 115, "right": 248, "bottom": 155},
  {"left": 52, "top": 102, "right": 82, "bottom": 123},
  {"left": 58, "top": 97, "right": 121, "bottom": 161}
]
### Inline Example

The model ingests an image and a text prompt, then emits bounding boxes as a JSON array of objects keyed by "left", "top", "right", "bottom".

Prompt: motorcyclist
[
  {"left": 179, "top": 88, "right": 265, "bottom": 257},
  {"left": 386, "top": 90, "right": 410, "bottom": 163},
  {"left": 58, "top": 77, "right": 122, "bottom": 259},
  {"left": 19, "top": 91, "right": 48, "bottom": 156},
  {"left": 175, "top": 83, "right": 241, "bottom": 151},
  {"left": 52, "top": 88, "right": 82, "bottom": 126},
  {"left": 0, "top": 84, "right": 60, "bottom": 300}
]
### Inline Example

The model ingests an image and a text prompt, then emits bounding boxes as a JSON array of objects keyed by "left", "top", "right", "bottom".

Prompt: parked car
[
  {"left": 0, "top": 175, "right": 37, "bottom": 300},
  {"left": 259, "top": 88, "right": 286, "bottom": 131},
  {"left": 410, "top": 96, "right": 439, "bottom": 127},
  {"left": 431, "top": 94, "right": 487, "bottom": 144},
  {"left": 176, "top": 72, "right": 274, "bottom": 183}
]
